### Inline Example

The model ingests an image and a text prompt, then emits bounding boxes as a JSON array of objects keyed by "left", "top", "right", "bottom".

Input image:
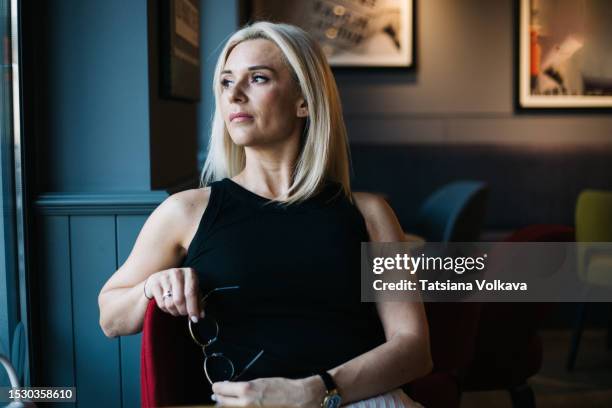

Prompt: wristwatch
[{"left": 318, "top": 372, "right": 342, "bottom": 408}]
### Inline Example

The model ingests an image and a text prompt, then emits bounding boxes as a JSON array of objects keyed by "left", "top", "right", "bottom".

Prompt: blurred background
[{"left": 1, "top": 0, "right": 611, "bottom": 407}]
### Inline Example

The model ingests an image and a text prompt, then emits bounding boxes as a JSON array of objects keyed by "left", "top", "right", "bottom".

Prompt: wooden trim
[{"left": 34, "top": 191, "right": 169, "bottom": 215}]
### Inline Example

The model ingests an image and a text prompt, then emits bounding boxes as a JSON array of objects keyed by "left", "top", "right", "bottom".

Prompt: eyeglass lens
[
  {"left": 191, "top": 315, "right": 219, "bottom": 346},
  {"left": 189, "top": 286, "right": 263, "bottom": 384},
  {"left": 204, "top": 353, "right": 235, "bottom": 383}
]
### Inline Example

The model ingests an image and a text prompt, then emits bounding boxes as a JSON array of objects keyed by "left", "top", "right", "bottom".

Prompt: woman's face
[{"left": 219, "top": 38, "right": 308, "bottom": 148}]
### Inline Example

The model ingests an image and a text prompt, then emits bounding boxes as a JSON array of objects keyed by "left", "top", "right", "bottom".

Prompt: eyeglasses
[{"left": 188, "top": 286, "right": 264, "bottom": 385}]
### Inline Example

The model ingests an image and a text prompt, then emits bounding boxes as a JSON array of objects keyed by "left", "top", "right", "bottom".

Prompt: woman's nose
[{"left": 228, "top": 80, "right": 247, "bottom": 103}]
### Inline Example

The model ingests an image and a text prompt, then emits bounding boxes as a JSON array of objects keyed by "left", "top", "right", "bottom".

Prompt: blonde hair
[{"left": 199, "top": 21, "right": 352, "bottom": 204}]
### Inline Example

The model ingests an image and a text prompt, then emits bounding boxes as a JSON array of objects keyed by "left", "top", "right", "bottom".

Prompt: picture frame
[
  {"left": 518, "top": 0, "right": 612, "bottom": 109},
  {"left": 239, "top": 0, "right": 414, "bottom": 68},
  {"left": 160, "top": 0, "right": 201, "bottom": 101}
]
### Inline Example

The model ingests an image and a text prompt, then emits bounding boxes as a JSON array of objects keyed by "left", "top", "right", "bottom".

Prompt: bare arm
[
  {"left": 308, "top": 192, "right": 432, "bottom": 403},
  {"left": 97, "top": 188, "right": 210, "bottom": 337}
]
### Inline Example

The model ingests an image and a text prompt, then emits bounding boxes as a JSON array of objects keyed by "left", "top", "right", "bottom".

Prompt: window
[{"left": 0, "top": 0, "right": 28, "bottom": 387}]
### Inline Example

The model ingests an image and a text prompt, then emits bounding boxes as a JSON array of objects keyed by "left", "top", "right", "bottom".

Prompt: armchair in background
[
  {"left": 567, "top": 190, "right": 612, "bottom": 371},
  {"left": 405, "top": 181, "right": 489, "bottom": 408},
  {"left": 462, "top": 224, "right": 575, "bottom": 408}
]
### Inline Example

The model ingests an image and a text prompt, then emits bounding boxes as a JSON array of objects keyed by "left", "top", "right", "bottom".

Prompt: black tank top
[{"left": 181, "top": 177, "right": 386, "bottom": 380}]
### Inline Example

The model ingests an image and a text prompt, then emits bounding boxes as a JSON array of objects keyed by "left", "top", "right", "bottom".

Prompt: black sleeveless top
[{"left": 181, "top": 178, "right": 386, "bottom": 380}]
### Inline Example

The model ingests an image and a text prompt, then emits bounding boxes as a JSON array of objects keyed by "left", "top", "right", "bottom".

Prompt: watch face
[{"left": 325, "top": 394, "right": 342, "bottom": 408}]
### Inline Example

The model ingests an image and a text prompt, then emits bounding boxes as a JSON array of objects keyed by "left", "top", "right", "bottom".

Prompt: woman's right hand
[{"left": 143, "top": 267, "right": 204, "bottom": 322}]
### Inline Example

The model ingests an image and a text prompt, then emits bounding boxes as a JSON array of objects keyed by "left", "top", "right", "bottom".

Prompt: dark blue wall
[
  {"left": 42, "top": 0, "right": 150, "bottom": 192},
  {"left": 197, "top": 0, "right": 239, "bottom": 169}
]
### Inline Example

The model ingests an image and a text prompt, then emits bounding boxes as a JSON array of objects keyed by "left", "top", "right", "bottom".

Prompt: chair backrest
[
  {"left": 462, "top": 224, "right": 575, "bottom": 390},
  {"left": 140, "top": 300, "right": 209, "bottom": 408},
  {"left": 416, "top": 182, "right": 488, "bottom": 373},
  {"left": 416, "top": 181, "right": 488, "bottom": 242},
  {"left": 501, "top": 224, "right": 574, "bottom": 323},
  {"left": 575, "top": 190, "right": 612, "bottom": 284},
  {"left": 576, "top": 190, "right": 612, "bottom": 242},
  {"left": 505, "top": 224, "right": 575, "bottom": 243}
]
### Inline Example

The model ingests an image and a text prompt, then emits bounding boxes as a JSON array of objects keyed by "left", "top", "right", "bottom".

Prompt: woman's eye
[
  {"left": 220, "top": 75, "right": 267, "bottom": 88},
  {"left": 252, "top": 74, "right": 268, "bottom": 83}
]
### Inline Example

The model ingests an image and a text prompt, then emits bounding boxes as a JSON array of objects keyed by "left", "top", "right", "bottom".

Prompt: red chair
[{"left": 141, "top": 299, "right": 211, "bottom": 407}]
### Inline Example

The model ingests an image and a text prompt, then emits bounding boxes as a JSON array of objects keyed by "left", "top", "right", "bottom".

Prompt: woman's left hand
[{"left": 212, "top": 376, "right": 323, "bottom": 408}]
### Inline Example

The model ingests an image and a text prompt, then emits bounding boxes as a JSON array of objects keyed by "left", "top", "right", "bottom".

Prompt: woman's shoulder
[
  {"left": 351, "top": 191, "right": 388, "bottom": 219},
  {"left": 163, "top": 186, "right": 213, "bottom": 253},
  {"left": 170, "top": 186, "right": 212, "bottom": 212},
  {"left": 352, "top": 191, "right": 404, "bottom": 242}
]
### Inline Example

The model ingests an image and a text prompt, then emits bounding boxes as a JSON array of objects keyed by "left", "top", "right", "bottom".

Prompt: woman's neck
[{"left": 236, "top": 138, "right": 301, "bottom": 199}]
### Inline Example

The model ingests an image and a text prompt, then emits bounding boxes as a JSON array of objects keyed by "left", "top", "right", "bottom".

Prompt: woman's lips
[
  {"left": 230, "top": 113, "right": 254, "bottom": 122},
  {"left": 232, "top": 115, "right": 253, "bottom": 122}
]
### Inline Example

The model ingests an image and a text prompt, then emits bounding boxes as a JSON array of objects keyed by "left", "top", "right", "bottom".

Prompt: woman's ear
[{"left": 296, "top": 98, "right": 309, "bottom": 118}]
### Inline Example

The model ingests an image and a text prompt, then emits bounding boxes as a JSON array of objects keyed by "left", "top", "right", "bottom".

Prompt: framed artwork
[
  {"left": 518, "top": 0, "right": 612, "bottom": 109},
  {"left": 160, "top": 0, "right": 201, "bottom": 101},
  {"left": 239, "top": 0, "right": 414, "bottom": 68}
]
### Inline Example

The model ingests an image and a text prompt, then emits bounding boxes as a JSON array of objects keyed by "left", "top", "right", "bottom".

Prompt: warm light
[
  {"left": 325, "top": 27, "right": 338, "bottom": 39},
  {"left": 333, "top": 5, "right": 345, "bottom": 16}
]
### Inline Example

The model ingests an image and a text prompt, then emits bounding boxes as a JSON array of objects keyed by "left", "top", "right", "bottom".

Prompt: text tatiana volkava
[{"left": 373, "top": 279, "right": 528, "bottom": 291}]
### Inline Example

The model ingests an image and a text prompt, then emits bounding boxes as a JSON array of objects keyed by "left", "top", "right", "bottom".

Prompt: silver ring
[{"left": 162, "top": 290, "right": 173, "bottom": 299}]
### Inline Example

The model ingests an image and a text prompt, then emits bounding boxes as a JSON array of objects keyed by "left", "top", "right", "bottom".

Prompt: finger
[
  {"left": 212, "top": 381, "right": 252, "bottom": 398},
  {"left": 169, "top": 270, "right": 187, "bottom": 316},
  {"left": 213, "top": 394, "right": 251, "bottom": 407},
  {"left": 183, "top": 268, "right": 202, "bottom": 322},
  {"left": 160, "top": 276, "right": 179, "bottom": 316},
  {"left": 149, "top": 277, "right": 168, "bottom": 313}
]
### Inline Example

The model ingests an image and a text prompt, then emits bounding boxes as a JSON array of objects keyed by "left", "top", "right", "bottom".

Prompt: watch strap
[{"left": 318, "top": 371, "right": 337, "bottom": 393}]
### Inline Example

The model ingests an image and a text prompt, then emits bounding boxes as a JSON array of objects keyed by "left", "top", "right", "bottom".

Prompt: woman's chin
[
  {"left": 229, "top": 131, "right": 290, "bottom": 148},
  {"left": 229, "top": 134, "right": 262, "bottom": 147}
]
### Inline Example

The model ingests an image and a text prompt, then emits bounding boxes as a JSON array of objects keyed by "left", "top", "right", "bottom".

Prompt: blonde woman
[{"left": 99, "top": 21, "right": 431, "bottom": 408}]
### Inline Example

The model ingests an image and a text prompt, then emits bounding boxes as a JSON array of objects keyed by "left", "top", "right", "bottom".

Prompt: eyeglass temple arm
[
  {"left": 232, "top": 349, "right": 264, "bottom": 381},
  {"left": 201, "top": 285, "right": 240, "bottom": 303}
]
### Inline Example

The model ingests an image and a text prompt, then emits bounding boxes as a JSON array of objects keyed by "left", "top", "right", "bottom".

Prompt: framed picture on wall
[
  {"left": 518, "top": 0, "right": 612, "bottom": 108},
  {"left": 239, "top": 0, "right": 414, "bottom": 68},
  {"left": 160, "top": 0, "right": 201, "bottom": 101}
]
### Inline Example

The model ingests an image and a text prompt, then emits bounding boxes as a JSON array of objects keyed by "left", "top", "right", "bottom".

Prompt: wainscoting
[
  {"left": 350, "top": 143, "right": 612, "bottom": 231},
  {"left": 33, "top": 191, "right": 168, "bottom": 408}
]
